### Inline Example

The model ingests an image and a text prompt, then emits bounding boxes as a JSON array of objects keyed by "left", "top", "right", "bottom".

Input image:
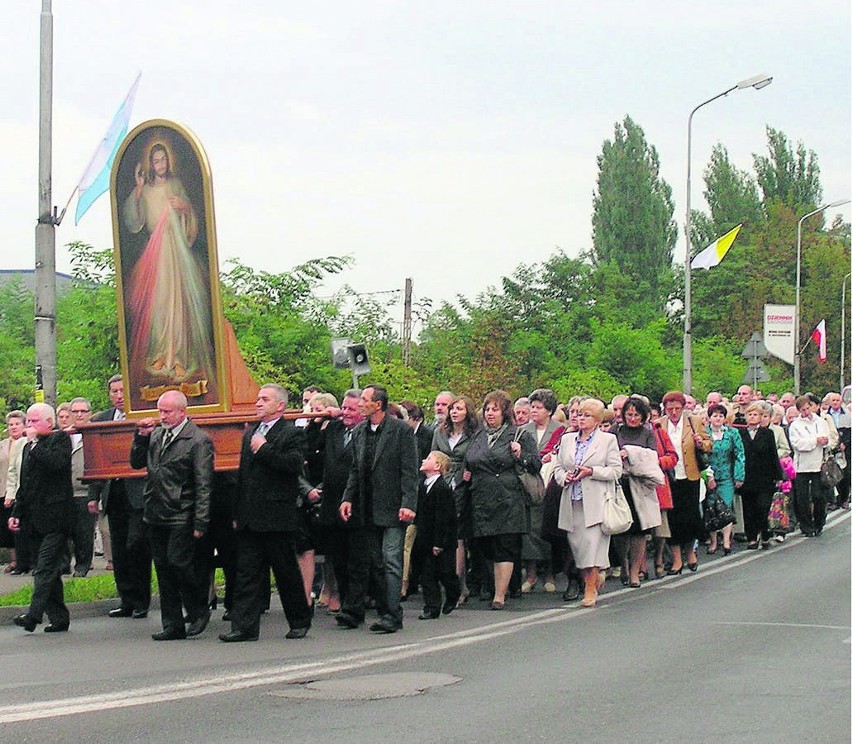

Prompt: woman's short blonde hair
[
  {"left": 578, "top": 398, "right": 605, "bottom": 422},
  {"left": 310, "top": 392, "right": 338, "bottom": 409}
]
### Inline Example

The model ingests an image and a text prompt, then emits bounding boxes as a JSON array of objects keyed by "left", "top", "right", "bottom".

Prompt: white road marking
[{"left": 711, "top": 621, "right": 849, "bottom": 631}]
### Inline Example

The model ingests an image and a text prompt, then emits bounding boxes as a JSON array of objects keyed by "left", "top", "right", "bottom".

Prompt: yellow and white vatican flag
[{"left": 690, "top": 223, "right": 742, "bottom": 270}]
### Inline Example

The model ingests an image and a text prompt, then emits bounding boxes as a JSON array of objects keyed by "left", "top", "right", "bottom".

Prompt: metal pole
[
  {"left": 681, "top": 74, "right": 772, "bottom": 394},
  {"left": 842, "top": 275, "right": 848, "bottom": 391},
  {"left": 402, "top": 277, "right": 412, "bottom": 366},
  {"left": 683, "top": 109, "right": 695, "bottom": 395},
  {"left": 683, "top": 84, "right": 739, "bottom": 395},
  {"left": 34, "top": 0, "right": 57, "bottom": 406},
  {"left": 795, "top": 200, "right": 850, "bottom": 395}
]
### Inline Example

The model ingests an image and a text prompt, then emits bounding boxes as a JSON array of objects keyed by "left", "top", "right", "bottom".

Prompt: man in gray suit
[
  {"left": 130, "top": 390, "right": 214, "bottom": 640},
  {"left": 337, "top": 384, "right": 418, "bottom": 633}
]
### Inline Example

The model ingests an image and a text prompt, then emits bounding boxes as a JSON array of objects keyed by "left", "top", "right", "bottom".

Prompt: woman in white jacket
[
  {"left": 553, "top": 399, "right": 622, "bottom": 607},
  {"left": 788, "top": 395, "right": 830, "bottom": 536}
]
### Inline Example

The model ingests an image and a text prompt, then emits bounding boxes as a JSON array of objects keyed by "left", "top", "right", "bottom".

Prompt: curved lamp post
[
  {"left": 794, "top": 199, "right": 850, "bottom": 394},
  {"left": 683, "top": 73, "right": 773, "bottom": 394}
]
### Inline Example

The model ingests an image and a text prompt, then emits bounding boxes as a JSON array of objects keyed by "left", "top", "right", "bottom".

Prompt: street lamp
[
  {"left": 842, "top": 272, "right": 851, "bottom": 391},
  {"left": 682, "top": 73, "right": 773, "bottom": 394},
  {"left": 794, "top": 199, "right": 851, "bottom": 394}
]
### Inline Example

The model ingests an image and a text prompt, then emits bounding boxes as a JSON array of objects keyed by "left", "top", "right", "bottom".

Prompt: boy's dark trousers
[{"left": 416, "top": 540, "right": 461, "bottom": 615}]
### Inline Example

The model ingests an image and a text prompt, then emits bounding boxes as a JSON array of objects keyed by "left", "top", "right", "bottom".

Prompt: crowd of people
[{"left": 1, "top": 376, "right": 849, "bottom": 638}]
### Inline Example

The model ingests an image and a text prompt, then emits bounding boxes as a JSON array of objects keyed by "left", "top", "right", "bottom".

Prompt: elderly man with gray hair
[{"left": 9, "top": 403, "right": 74, "bottom": 633}]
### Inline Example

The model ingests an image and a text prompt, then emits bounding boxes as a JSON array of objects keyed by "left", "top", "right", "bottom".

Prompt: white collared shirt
[
  {"left": 424, "top": 473, "right": 441, "bottom": 492},
  {"left": 668, "top": 416, "right": 686, "bottom": 480},
  {"left": 165, "top": 417, "right": 189, "bottom": 439}
]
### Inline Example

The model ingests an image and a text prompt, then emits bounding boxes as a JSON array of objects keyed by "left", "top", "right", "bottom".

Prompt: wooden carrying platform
[{"left": 78, "top": 320, "right": 322, "bottom": 480}]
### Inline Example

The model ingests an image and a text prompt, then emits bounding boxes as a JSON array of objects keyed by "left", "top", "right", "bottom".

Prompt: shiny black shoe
[
  {"left": 44, "top": 622, "right": 70, "bottom": 633},
  {"left": 418, "top": 610, "right": 440, "bottom": 620},
  {"left": 563, "top": 579, "right": 581, "bottom": 602},
  {"left": 132, "top": 610, "right": 148, "bottom": 619},
  {"left": 369, "top": 617, "right": 401, "bottom": 634},
  {"left": 108, "top": 607, "right": 133, "bottom": 618},
  {"left": 335, "top": 611, "right": 363, "bottom": 629},
  {"left": 687, "top": 562, "right": 699, "bottom": 572},
  {"left": 666, "top": 567, "right": 683, "bottom": 576},
  {"left": 441, "top": 599, "right": 458, "bottom": 615},
  {"left": 218, "top": 630, "right": 259, "bottom": 643},
  {"left": 151, "top": 629, "right": 186, "bottom": 641},
  {"left": 285, "top": 626, "right": 309, "bottom": 639},
  {"left": 186, "top": 611, "right": 211, "bottom": 637},
  {"left": 13, "top": 614, "right": 38, "bottom": 632},
  {"left": 222, "top": 610, "right": 231, "bottom": 622}
]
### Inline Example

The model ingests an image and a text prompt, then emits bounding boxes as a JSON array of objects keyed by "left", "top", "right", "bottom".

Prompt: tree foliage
[
  {"left": 690, "top": 144, "right": 763, "bottom": 249},
  {"left": 753, "top": 126, "right": 822, "bottom": 210},
  {"left": 0, "top": 126, "right": 846, "bottom": 427},
  {"left": 592, "top": 115, "right": 677, "bottom": 304}
]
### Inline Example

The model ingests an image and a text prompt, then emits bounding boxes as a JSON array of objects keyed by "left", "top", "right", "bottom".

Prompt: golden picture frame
[{"left": 109, "top": 119, "right": 230, "bottom": 415}]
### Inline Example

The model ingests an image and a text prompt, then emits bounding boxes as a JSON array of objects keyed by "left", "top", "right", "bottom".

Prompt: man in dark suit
[
  {"left": 337, "top": 384, "right": 419, "bottom": 634},
  {"left": 8, "top": 404, "right": 74, "bottom": 633},
  {"left": 130, "top": 390, "right": 214, "bottom": 641},
  {"left": 219, "top": 384, "right": 313, "bottom": 642},
  {"left": 88, "top": 375, "right": 151, "bottom": 619}
]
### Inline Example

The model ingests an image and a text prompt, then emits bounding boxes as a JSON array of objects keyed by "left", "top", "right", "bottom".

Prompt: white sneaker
[{"left": 773, "top": 534, "right": 785, "bottom": 543}]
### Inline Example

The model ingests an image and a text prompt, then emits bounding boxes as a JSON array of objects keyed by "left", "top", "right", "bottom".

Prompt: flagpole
[
  {"left": 55, "top": 185, "right": 79, "bottom": 226},
  {"left": 34, "top": 0, "right": 57, "bottom": 406}
]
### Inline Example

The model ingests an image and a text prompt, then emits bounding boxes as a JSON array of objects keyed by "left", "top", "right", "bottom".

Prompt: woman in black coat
[
  {"left": 463, "top": 390, "right": 540, "bottom": 610},
  {"left": 431, "top": 395, "right": 480, "bottom": 603},
  {"left": 738, "top": 402, "right": 783, "bottom": 550}
]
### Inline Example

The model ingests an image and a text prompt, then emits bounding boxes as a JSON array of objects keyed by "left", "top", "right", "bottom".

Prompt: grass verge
[{"left": 0, "top": 569, "right": 225, "bottom": 606}]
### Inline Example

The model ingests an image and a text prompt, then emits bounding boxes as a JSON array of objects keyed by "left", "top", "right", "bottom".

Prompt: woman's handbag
[
  {"left": 687, "top": 417, "right": 711, "bottom": 471},
  {"left": 517, "top": 468, "right": 546, "bottom": 505},
  {"left": 514, "top": 430, "right": 545, "bottom": 505},
  {"left": 820, "top": 452, "right": 843, "bottom": 489},
  {"left": 703, "top": 489, "right": 734, "bottom": 532},
  {"left": 601, "top": 482, "right": 633, "bottom": 535},
  {"left": 767, "top": 491, "right": 790, "bottom": 532}
]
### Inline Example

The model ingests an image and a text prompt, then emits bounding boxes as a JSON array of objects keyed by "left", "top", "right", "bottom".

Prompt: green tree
[
  {"left": 690, "top": 143, "right": 764, "bottom": 248},
  {"left": 0, "top": 278, "right": 37, "bottom": 411},
  {"left": 591, "top": 115, "right": 677, "bottom": 303},
  {"left": 753, "top": 126, "right": 822, "bottom": 210},
  {"left": 220, "top": 256, "right": 356, "bottom": 398}
]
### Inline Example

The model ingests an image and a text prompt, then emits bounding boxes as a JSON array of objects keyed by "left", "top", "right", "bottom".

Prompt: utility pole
[
  {"left": 34, "top": 0, "right": 57, "bottom": 406},
  {"left": 402, "top": 277, "right": 412, "bottom": 366}
]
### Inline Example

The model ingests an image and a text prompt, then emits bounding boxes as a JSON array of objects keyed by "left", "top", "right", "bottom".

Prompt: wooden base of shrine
[{"left": 78, "top": 410, "right": 325, "bottom": 481}]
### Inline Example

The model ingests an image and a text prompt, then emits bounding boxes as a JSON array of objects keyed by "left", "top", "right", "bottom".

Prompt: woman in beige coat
[{"left": 553, "top": 399, "right": 622, "bottom": 607}]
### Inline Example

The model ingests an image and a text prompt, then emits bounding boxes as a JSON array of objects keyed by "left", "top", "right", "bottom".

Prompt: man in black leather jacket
[{"left": 130, "top": 390, "right": 213, "bottom": 640}]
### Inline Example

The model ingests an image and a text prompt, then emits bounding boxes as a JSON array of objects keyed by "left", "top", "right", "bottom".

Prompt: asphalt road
[{"left": 1, "top": 512, "right": 849, "bottom": 744}]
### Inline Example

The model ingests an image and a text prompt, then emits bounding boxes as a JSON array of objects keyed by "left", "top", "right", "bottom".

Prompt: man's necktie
[
  {"left": 162, "top": 428, "right": 174, "bottom": 452},
  {"left": 343, "top": 429, "right": 352, "bottom": 448},
  {"left": 257, "top": 422, "right": 270, "bottom": 437}
]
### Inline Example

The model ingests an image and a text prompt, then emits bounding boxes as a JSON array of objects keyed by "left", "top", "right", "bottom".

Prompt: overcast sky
[{"left": 1, "top": 1, "right": 849, "bottom": 327}]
